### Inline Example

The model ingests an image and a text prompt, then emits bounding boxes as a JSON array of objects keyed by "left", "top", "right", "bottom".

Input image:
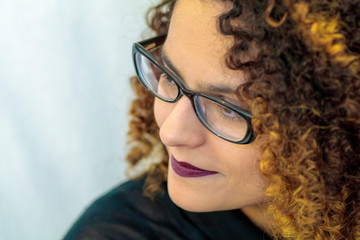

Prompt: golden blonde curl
[{"left": 126, "top": 0, "right": 360, "bottom": 239}]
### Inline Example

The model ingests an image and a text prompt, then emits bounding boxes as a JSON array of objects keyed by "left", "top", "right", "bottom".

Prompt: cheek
[
  {"left": 225, "top": 148, "right": 265, "bottom": 206},
  {"left": 226, "top": 146, "right": 264, "bottom": 188}
]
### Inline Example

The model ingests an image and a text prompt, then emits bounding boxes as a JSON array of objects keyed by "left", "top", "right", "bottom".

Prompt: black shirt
[{"left": 63, "top": 177, "right": 271, "bottom": 240}]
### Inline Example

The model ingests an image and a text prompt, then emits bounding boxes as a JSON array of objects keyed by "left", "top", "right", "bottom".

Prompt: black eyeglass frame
[{"left": 132, "top": 34, "right": 255, "bottom": 144}]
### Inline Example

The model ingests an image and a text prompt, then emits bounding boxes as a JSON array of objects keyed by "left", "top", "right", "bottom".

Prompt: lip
[{"left": 170, "top": 155, "right": 218, "bottom": 178}]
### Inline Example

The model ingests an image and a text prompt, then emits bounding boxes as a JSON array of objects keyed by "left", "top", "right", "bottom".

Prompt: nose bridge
[
  {"left": 180, "top": 86, "right": 197, "bottom": 99},
  {"left": 173, "top": 90, "right": 198, "bottom": 123},
  {"left": 158, "top": 91, "right": 206, "bottom": 148},
  {"left": 175, "top": 88, "right": 203, "bottom": 129},
  {"left": 177, "top": 87, "right": 196, "bottom": 108}
]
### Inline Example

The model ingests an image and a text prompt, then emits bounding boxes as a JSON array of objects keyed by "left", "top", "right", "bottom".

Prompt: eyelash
[
  {"left": 159, "top": 73, "right": 175, "bottom": 85},
  {"left": 216, "top": 106, "right": 242, "bottom": 122}
]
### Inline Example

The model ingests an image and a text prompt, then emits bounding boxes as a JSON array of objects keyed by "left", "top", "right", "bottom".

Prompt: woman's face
[{"left": 154, "top": 0, "right": 265, "bottom": 212}]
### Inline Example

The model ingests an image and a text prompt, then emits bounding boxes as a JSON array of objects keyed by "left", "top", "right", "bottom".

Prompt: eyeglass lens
[{"left": 134, "top": 46, "right": 249, "bottom": 142}]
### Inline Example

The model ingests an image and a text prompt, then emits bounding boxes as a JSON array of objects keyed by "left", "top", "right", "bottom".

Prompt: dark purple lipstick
[{"left": 171, "top": 155, "right": 218, "bottom": 177}]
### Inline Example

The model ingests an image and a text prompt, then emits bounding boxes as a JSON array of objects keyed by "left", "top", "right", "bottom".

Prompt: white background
[{"left": 0, "top": 0, "right": 156, "bottom": 239}]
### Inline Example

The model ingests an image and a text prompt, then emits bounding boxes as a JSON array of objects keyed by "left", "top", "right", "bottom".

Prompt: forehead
[{"left": 164, "top": 0, "right": 247, "bottom": 90}]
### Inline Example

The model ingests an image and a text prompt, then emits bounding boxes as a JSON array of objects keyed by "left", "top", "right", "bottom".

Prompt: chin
[
  {"left": 167, "top": 165, "right": 265, "bottom": 212},
  {"left": 168, "top": 187, "right": 214, "bottom": 212},
  {"left": 167, "top": 172, "right": 228, "bottom": 212}
]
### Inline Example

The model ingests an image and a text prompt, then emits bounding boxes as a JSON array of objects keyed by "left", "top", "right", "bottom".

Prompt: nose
[{"left": 155, "top": 95, "right": 207, "bottom": 148}]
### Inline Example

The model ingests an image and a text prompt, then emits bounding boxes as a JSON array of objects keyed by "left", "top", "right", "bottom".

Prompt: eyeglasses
[{"left": 132, "top": 35, "right": 255, "bottom": 144}]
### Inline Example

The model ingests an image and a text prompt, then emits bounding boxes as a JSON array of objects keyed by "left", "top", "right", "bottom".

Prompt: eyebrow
[
  {"left": 160, "top": 48, "right": 184, "bottom": 80},
  {"left": 160, "top": 48, "right": 238, "bottom": 95}
]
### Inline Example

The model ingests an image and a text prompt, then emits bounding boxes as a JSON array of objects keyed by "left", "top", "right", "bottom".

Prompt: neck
[{"left": 241, "top": 204, "right": 274, "bottom": 234}]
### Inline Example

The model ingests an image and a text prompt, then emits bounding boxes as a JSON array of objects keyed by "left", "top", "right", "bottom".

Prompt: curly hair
[
  {"left": 126, "top": 0, "right": 360, "bottom": 239},
  {"left": 126, "top": 0, "right": 175, "bottom": 198}
]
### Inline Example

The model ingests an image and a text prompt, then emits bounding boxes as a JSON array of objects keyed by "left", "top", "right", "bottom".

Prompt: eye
[
  {"left": 159, "top": 73, "right": 175, "bottom": 86},
  {"left": 220, "top": 107, "right": 241, "bottom": 120}
]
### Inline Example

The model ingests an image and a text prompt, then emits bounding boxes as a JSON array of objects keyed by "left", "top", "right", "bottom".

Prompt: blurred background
[{"left": 0, "top": 0, "right": 156, "bottom": 239}]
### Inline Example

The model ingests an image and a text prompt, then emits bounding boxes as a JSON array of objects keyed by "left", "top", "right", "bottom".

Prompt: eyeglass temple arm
[{"left": 137, "top": 34, "right": 167, "bottom": 49}]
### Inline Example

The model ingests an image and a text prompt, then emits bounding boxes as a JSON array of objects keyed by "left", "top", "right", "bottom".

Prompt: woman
[{"left": 64, "top": 0, "right": 360, "bottom": 239}]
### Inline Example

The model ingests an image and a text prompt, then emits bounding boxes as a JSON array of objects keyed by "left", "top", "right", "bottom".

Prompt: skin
[{"left": 154, "top": 0, "right": 272, "bottom": 231}]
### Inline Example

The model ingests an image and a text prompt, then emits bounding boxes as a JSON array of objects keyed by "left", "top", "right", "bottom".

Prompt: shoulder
[
  {"left": 63, "top": 177, "right": 161, "bottom": 240},
  {"left": 63, "top": 177, "right": 206, "bottom": 240}
]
